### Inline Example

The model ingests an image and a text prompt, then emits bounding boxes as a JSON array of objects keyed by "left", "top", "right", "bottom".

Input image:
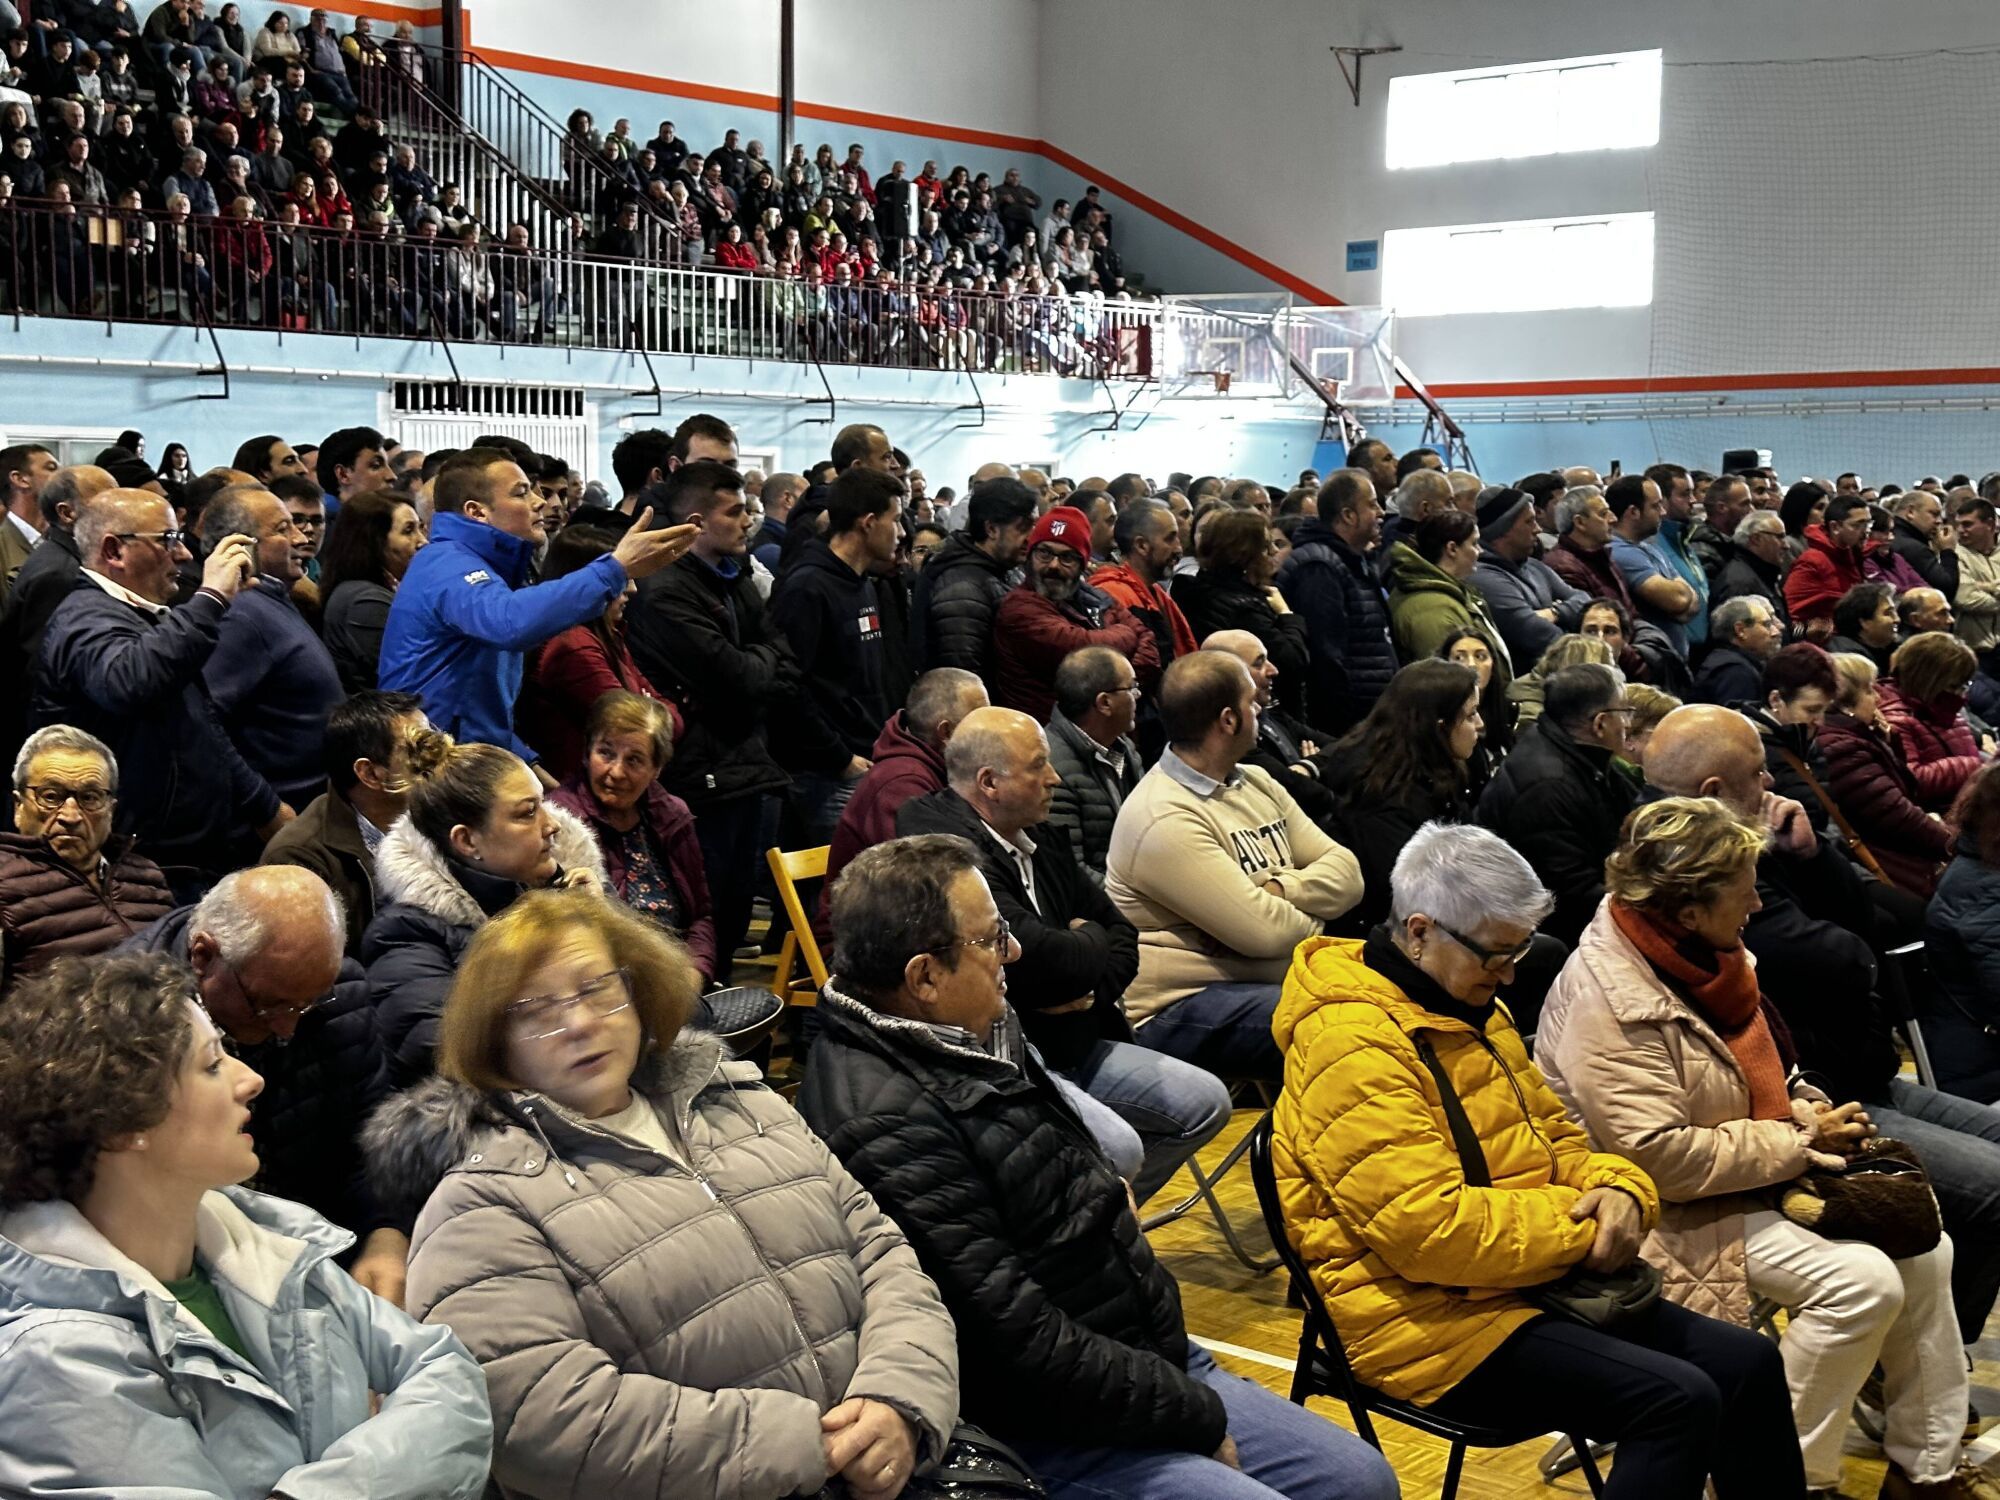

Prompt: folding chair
[
  {"left": 1142, "top": 1081, "right": 1281, "bottom": 1273},
  {"left": 1879, "top": 940, "right": 1939, "bottom": 1088},
  {"left": 764, "top": 844, "right": 830, "bottom": 1007},
  {"left": 1246, "top": 1113, "right": 1607, "bottom": 1499}
]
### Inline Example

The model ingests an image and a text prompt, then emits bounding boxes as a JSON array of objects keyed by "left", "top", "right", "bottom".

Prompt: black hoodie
[{"left": 767, "top": 535, "right": 888, "bottom": 770}]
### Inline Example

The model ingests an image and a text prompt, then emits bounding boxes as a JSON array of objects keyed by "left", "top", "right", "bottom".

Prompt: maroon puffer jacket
[
  {"left": 1877, "top": 681, "right": 1984, "bottom": 811},
  {"left": 991, "top": 581, "right": 1160, "bottom": 723},
  {"left": 0, "top": 832, "right": 174, "bottom": 989},
  {"left": 1815, "top": 711, "right": 1951, "bottom": 896}
]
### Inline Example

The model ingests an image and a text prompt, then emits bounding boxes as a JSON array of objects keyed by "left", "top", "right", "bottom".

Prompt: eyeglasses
[
  {"left": 929, "top": 916, "right": 1012, "bottom": 957},
  {"left": 287, "top": 512, "right": 324, "bottom": 530},
  {"left": 1432, "top": 919, "right": 1536, "bottom": 973},
  {"left": 507, "top": 968, "right": 633, "bottom": 1041},
  {"left": 1030, "top": 545, "right": 1083, "bottom": 570},
  {"left": 21, "top": 783, "right": 111, "bottom": 813},
  {"left": 114, "top": 529, "right": 184, "bottom": 548}
]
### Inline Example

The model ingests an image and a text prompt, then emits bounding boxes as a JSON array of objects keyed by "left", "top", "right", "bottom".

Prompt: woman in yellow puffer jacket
[{"left": 1271, "top": 822, "right": 1807, "bottom": 1499}]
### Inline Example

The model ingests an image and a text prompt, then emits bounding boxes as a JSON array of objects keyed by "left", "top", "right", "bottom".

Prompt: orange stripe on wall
[
  {"left": 345, "top": 0, "right": 445, "bottom": 26},
  {"left": 1401, "top": 367, "right": 2000, "bottom": 400},
  {"left": 464, "top": 37, "right": 1339, "bottom": 305}
]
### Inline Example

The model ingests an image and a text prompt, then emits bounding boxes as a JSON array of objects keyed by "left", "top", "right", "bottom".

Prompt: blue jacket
[
  {"left": 204, "top": 574, "right": 347, "bottom": 809},
  {"left": 0, "top": 1186, "right": 491, "bottom": 1500},
  {"left": 378, "top": 512, "right": 625, "bottom": 760},
  {"left": 31, "top": 577, "right": 279, "bottom": 872},
  {"left": 1275, "top": 519, "right": 1398, "bottom": 733},
  {"left": 1924, "top": 831, "right": 2000, "bottom": 1104}
]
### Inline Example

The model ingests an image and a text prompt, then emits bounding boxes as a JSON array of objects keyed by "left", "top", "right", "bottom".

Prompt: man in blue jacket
[
  {"left": 31, "top": 486, "right": 280, "bottom": 902},
  {"left": 1275, "top": 468, "right": 1398, "bottom": 733},
  {"left": 378, "top": 447, "right": 691, "bottom": 781}
]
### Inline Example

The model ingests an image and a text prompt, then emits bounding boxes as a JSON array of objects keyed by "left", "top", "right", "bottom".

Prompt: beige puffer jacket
[
  {"left": 1534, "top": 901, "right": 1823, "bottom": 1325},
  {"left": 365, "top": 1031, "right": 960, "bottom": 1500}
]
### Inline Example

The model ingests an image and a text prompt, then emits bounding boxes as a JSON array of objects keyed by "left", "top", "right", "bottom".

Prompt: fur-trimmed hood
[
  {"left": 362, "top": 1028, "right": 758, "bottom": 1225},
  {"left": 372, "top": 801, "right": 608, "bottom": 930}
]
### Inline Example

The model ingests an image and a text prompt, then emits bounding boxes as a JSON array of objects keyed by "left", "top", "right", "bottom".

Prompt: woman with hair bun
[
  {"left": 362, "top": 725, "right": 609, "bottom": 1085},
  {"left": 0, "top": 952, "right": 492, "bottom": 1496}
]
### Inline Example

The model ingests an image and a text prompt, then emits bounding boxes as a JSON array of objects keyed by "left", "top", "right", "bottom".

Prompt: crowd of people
[
  {"left": 3, "top": 414, "right": 2000, "bottom": 1500},
  {"left": 1, "top": 7, "right": 1154, "bottom": 366}
]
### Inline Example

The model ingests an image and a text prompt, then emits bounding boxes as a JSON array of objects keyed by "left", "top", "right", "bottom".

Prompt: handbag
[
  {"left": 811, "top": 1424, "right": 1046, "bottom": 1500},
  {"left": 1779, "top": 1136, "right": 1942, "bottom": 1261},
  {"left": 1412, "top": 1035, "right": 1661, "bottom": 1331},
  {"left": 1771, "top": 745, "right": 1905, "bottom": 888}
]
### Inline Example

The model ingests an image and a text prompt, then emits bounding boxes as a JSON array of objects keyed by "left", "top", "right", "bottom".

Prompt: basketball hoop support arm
[{"left": 1331, "top": 45, "right": 1402, "bottom": 106}]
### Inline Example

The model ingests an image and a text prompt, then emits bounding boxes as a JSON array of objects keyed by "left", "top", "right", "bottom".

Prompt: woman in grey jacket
[
  {"left": 0, "top": 952, "right": 493, "bottom": 1500},
  {"left": 368, "top": 889, "right": 960, "bottom": 1500}
]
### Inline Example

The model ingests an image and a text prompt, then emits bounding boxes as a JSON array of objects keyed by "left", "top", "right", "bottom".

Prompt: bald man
[
  {"left": 1637, "top": 705, "right": 2000, "bottom": 1350},
  {"left": 120, "top": 864, "right": 408, "bottom": 1300},
  {"left": 897, "top": 706, "right": 1231, "bottom": 1201},
  {"left": 1202, "top": 628, "right": 1342, "bottom": 832}
]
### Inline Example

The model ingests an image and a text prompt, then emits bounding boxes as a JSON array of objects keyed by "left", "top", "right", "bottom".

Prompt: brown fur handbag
[{"left": 1779, "top": 1137, "right": 1943, "bottom": 1260}]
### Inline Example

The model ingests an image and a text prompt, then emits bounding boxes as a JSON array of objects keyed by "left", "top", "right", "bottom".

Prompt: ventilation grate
[{"left": 392, "top": 381, "right": 585, "bottom": 417}]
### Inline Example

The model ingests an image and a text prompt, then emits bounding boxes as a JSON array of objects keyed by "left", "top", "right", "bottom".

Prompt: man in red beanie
[{"left": 992, "top": 504, "right": 1160, "bottom": 721}]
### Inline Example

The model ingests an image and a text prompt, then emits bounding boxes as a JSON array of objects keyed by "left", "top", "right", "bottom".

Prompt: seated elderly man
[
  {"left": 1043, "top": 645, "right": 1146, "bottom": 883},
  {"left": 800, "top": 835, "right": 1399, "bottom": 1500},
  {"left": 118, "top": 864, "right": 405, "bottom": 1302},
  {"left": 1106, "top": 651, "right": 1362, "bottom": 1082},
  {"left": 1691, "top": 595, "right": 1782, "bottom": 706},
  {"left": 896, "top": 706, "right": 1230, "bottom": 1202},
  {"left": 1642, "top": 704, "right": 2000, "bottom": 1353},
  {"left": 0, "top": 725, "right": 173, "bottom": 991}
]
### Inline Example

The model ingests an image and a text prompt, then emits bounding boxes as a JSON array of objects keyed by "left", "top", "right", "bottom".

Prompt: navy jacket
[
  {"left": 1274, "top": 520, "right": 1397, "bottom": 733},
  {"left": 1924, "top": 832, "right": 2000, "bottom": 1104},
  {"left": 378, "top": 512, "right": 624, "bottom": 760},
  {"left": 911, "top": 531, "right": 1011, "bottom": 684},
  {"left": 204, "top": 573, "right": 346, "bottom": 808},
  {"left": 31, "top": 578, "right": 278, "bottom": 873},
  {"left": 767, "top": 537, "right": 888, "bottom": 771},
  {"left": 1690, "top": 643, "right": 1765, "bottom": 708}
]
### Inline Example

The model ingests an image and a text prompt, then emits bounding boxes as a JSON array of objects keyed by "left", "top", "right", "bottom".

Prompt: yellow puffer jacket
[{"left": 1271, "top": 936, "right": 1660, "bottom": 1405}]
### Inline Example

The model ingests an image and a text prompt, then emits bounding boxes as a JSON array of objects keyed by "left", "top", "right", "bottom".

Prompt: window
[
  {"left": 1381, "top": 213, "right": 1655, "bottom": 317},
  {"left": 1386, "top": 50, "right": 1662, "bottom": 170}
]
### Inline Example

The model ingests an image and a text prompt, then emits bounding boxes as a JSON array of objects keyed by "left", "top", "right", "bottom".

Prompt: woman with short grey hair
[{"left": 1270, "top": 821, "right": 1806, "bottom": 1498}]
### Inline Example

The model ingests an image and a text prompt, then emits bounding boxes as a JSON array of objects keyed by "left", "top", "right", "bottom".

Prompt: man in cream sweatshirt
[{"left": 1106, "top": 649, "right": 1363, "bottom": 1080}]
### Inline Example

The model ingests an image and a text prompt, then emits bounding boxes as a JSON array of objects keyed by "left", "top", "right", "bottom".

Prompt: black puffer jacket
[
  {"left": 1171, "top": 566, "right": 1311, "bottom": 719},
  {"left": 797, "top": 989, "right": 1228, "bottom": 1455},
  {"left": 1708, "top": 544, "right": 1788, "bottom": 624},
  {"left": 910, "top": 531, "right": 1011, "bottom": 683},
  {"left": 1043, "top": 709, "right": 1143, "bottom": 884},
  {"left": 120, "top": 905, "right": 395, "bottom": 1236},
  {"left": 1924, "top": 829, "right": 2000, "bottom": 1103},
  {"left": 625, "top": 552, "right": 798, "bottom": 809},
  {"left": 1276, "top": 521, "right": 1398, "bottom": 733},
  {"left": 1476, "top": 716, "right": 1639, "bottom": 947}
]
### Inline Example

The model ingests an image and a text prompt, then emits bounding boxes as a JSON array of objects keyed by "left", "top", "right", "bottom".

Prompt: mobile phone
[{"left": 1609, "top": 459, "right": 1623, "bottom": 478}]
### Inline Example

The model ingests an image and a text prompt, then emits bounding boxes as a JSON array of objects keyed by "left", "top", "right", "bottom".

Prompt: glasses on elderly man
[
  {"left": 507, "top": 968, "right": 634, "bottom": 1042},
  {"left": 928, "top": 916, "right": 1012, "bottom": 957},
  {"left": 21, "top": 783, "right": 112, "bottom": 814}
]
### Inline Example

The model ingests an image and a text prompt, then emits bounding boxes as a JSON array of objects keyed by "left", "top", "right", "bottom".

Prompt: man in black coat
[
  {"left": 1274, "top": 468, "right": 1398, "bottom": 733},
  {"left": 1202, "top": 627, "right": 1344, "bottom": 834},
  {"left": 117, "top": 866, "right": 405, "bottom": 1300},
  {"left": 799, "top": 835, "right": 1398, "bottom": 1499},
  {"left": 1476, "top": 662, "right": 1639, "bottom": 947},
  {"left": 1707, "top": 509, "right": 1790, "bottom": 625},
  {"left": 624, "top": 461, "right": 800, "bottom": 959},
  {"left": 0, "top": 462, "right": 116, "bottom": 779},
  {"left": 31, "top": 486, "right": 285, "bottom": 901},
  {"left": 895, "top": 707, "right": 1229, "bottom": 1202},
  {"left": 1691, "top": 595, "right": 1782, "bottom": 706},
  {"left": 910, "top": 475, "right": 1035, "bottom": 684},
  {"left": 1889, "top": 487, "right": 1961, "bottom": 596}
]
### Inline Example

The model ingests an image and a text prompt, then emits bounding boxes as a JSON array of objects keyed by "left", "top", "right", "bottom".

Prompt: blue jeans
[
  {"left": 1867, "top": 1076, "right": 2000, "bottom": 1342},
  {"left": 1135, "top": 981, "right": 1284, "bottom": 1083},
  {"left": 790, "top": 767, "right": 862, "bottom": 849},
  {"left": 1058, "top": 1038, "right": 1232, "bottom": 1204},
  {"left": 1011, "top": 1345, "right": 1399, "bottom": 1500}
]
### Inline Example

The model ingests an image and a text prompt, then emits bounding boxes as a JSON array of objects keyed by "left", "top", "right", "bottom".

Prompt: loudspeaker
[{"left": 1723, "top": 447, "right": 1772, "bottom": 474}]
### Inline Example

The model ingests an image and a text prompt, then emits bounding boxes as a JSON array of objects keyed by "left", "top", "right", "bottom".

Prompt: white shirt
[
  {"left": 596, "top": 1090, "right": 673, "bottom": 1156},
  {"left": 981, "top": 820, "right": 1039, "bottom": 914},
  {"left": 82, "top": 567, "right": 170, "bottom": 618},
  {"left": 4, "top": 510, "right": 39, "bottom": 552}
]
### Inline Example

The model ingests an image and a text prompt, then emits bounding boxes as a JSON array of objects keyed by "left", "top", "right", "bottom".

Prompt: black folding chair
[{"left": 1245, "top": 1113, "right": 1607, "bottom": 1499}]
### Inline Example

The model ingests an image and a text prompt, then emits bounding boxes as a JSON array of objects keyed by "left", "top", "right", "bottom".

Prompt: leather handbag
[
  {"left": 1413, "top": 1035, "right": 1661, "bottom": 1331},
  {"left": 1779, "top": 1136, "right": 1942, "bottom": 1261},
  {"left": 811, "top": 1424, "right": 1046, "bottom": 1500}
]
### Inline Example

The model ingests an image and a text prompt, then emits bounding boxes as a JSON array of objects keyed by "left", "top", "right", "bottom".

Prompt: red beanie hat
[{"left": 1026, "top": 505, "right": 1092, "bottom": 561}]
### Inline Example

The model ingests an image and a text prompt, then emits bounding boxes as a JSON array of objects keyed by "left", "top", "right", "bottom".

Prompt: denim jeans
[
  {"left": 1010, "top": 1345, "right": 1399, "bottom": 1500},
  {"left": 1056, "top": 1038, "right": 1233, "bottom": 1204},
  {"left": 1864, "top": 1076, "right": 2000, "bottom": 1342},
  {"left": 1134, "top": 981, "right": 1285, "bottom": 1083},
  {"left": 789, "top": 767, "right": 862, "bottom": 849}
]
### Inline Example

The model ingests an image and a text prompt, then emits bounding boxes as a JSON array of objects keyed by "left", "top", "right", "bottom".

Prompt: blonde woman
[
  {"left": 368, "top": 890, "right": 958, "bottom": 1500},
  {"left": 1538, "top": 798, "right": 1982, "bottom": 1499}
]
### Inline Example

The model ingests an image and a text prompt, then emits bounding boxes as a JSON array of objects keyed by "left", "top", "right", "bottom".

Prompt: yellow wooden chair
[{"left": 765, "top": 844, "right": 830, "bottom": 1006}]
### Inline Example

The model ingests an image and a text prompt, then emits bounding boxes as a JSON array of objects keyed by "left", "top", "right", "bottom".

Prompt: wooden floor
[{"left": 1147, "top": 1110, "right": 2000, "bottom": 1500}]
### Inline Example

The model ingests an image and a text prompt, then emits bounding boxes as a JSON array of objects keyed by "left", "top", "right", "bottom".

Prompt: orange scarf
[{"left": 1610, "top": 901, "right": 1790, "bottom": 1122}]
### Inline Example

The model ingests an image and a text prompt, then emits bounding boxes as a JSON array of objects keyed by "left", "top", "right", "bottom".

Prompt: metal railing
[{"left": 0, "top": 201, "right": 1378, "bottom": 395}]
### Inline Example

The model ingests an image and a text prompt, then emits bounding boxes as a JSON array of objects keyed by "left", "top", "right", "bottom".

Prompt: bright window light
[
  {"left": 1386, "top": 50, "right": 1662, "bottom": 170},
  {"left": 1382, "top": 213, "right": 1655, "bottom": 317}
]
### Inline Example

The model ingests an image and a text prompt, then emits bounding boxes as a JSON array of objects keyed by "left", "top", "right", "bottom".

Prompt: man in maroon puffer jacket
[{"left": 991, "top": 506, "right": 1160, "bottom": 722}]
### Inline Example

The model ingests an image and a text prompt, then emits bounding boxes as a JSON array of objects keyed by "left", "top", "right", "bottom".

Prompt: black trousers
[
  {"left": 1429, "top": 1301, "right": 1806, "bottom": 1498},
  {"left": 692, "top": 793, "right": 768, "bottom": 967}
]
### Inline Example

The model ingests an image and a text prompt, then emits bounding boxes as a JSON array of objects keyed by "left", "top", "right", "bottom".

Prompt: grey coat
[
  {"left": 1043, "top": 708, "right": 1144, "bottom": 884},
  {"left": 1472, "top": 549, "right": 1591, "bottom": 668},
  {"left": 367, "top": 1033, "right": 960, "bottom": 1500}
]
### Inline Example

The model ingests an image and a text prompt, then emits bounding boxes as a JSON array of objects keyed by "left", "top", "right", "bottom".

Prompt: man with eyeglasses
[
  {"left": 31, "top": 486, "right": 286, "bottom": 903},
  {"left": 991, "top": 504, "right": 1158, "bottom": 723},
  {"left": 801, "top": 834, "right": 1399, "bottom": 1500},
  {"left": 0, "top": 724, "right": 173, "bottom": 990},
  {"left": 1476, "top": 661, "right": 1641, "bottom": 948},
  {"left": 121, "top": 864, "right": 409, "bottom": 1305}
]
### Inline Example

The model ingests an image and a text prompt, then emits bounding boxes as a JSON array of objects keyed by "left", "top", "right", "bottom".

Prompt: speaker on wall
[{"left": 1723, "top": 447, "right": 1773, "bottom": 473}]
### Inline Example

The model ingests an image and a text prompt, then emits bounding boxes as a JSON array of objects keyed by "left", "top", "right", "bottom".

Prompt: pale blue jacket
[{"left": 0, "top": 1186, "right": 492, "bottom": 1499}]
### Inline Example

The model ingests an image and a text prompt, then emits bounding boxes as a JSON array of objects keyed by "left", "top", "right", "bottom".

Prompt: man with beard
[{"left": 991, "top": 505, "right": 1158, "bottom": 723}]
